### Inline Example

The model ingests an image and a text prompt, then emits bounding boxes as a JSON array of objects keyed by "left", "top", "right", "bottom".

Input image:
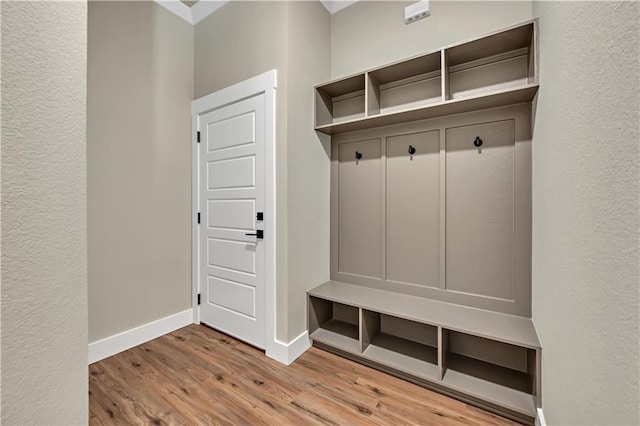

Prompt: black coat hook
[
  {"left": 355, "top": 151, "right": 362, "bottom": 160},
  {"left": 474, "top": 136, "right": 483, "bottom": 147},
  {"left": 408, "top": 145, "right": 416, "bottom": 155}
]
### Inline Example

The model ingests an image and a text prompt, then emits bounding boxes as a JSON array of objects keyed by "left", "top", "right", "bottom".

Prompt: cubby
[
  {"left": 361, "top": 311, "right": 439, "bottom": 380},
  {"left": 441, "top": 330, "right": 538, "bottom": 416},
  {"left": 308, "top": 296, "right": 360, "bottom": 352},
  {"left": 367, "top": 51, "right": 441, "bottom": 115},
  {"left": 314, "top": 19, "right": 538, "bottom": 135},
  {"left": 315, "top": 74, "right": 366, "bottom": 127},
  {"left": 444, "top": 22, "right": 537, "bottom": 100}
]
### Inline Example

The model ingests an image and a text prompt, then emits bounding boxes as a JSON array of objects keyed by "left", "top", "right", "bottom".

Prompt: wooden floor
[{"left": 89, "top": 324, "right": 519, "bottom": 425}]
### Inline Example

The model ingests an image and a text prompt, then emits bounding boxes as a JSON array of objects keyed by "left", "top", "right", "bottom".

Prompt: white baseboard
[
  {"left": 266, "top": 330, "right": 311, "bottom": 366},
  {"left": 88, "top": 309, "right": 192, "bottom": 364},
  {"left": 535, "top": 408, "right": 547, "bottom": 426}
]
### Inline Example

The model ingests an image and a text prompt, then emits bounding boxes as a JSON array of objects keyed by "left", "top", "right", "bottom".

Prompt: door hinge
[
  {"left": 197, "top": 131, "right": 200, "bottom": 143},
  {"left": 197, "top": 293, "right": 201, "bottom": 305},
  {"left": 197, "top": 212, "right": 200, "bottom": 224}
]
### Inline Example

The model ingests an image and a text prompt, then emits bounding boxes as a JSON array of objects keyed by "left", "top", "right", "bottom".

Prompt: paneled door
[{"left": 198, "top": 93, "right": 265, "bottom": 349}]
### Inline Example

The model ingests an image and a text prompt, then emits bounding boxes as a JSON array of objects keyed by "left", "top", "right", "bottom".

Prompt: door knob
[
  {"left": 474, "top": 136, "right": 483, "bottom": 147},
  {"left": 355, "top": 151, "right": 363, "bottom": 160},
  {"left": 408, "top": 145, "right": 416, "bottom": 155}
]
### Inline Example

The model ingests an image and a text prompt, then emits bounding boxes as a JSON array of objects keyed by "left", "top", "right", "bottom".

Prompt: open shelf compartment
[
  {"left": 315, "top": 74, "right": 366, "bottom": 127},
  {"left": 361, "top": 310, "right": 439, "bottom": 381},
  {"left": 308, "top": 296, "right": 360, "bottom": 353},
  {"left": 367, "top": 51, "right": 442, "bottom": 116},
  {"left": 444, "top": 21, "right": 536, "bottom": 100},
  {"left": 440, "top": 329, "right": 537, "bottom": 417}
]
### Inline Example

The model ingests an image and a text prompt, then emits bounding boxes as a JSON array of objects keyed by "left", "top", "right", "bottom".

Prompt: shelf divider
[
  {"left": 438, "top": 327, "right": 449, "bottom": 380},
  {"left": 360, "top": 308, "right": 380, "bottom": 352},
  {"left": 366, "top": 73, "right": 381, "bottom": 116},
  {"left": 441, "top": 49, "right": 450, "bottom": 102}
]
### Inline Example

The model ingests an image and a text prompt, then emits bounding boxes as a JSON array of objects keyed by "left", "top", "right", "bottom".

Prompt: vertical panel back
[
  {"left": 338, "top": 139, "right": 382, "bottom": 279},
  {"left": 446, "top": 120, "right": 515, "bottom": 300},
  {"left": 386, "top": 131, "right": 440, "bottom": 287}
]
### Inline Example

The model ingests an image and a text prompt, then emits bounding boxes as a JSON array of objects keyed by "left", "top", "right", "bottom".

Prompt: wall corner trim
[
  {"left": 535, "top": 408, "right": 547, "bottom": 426},
  {"left": 88, "top": 309, "right": 193, "bottom": 364},
  {"left": 266, "top": 331, "right": 312, "bottom": 366}
]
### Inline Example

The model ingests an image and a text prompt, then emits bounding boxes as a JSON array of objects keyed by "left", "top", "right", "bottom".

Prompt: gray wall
[
  {"left": 1, "top": 1, "right": 88, "bottom": 423},
  {"left": 331, "top": 1, "right": 532, "bottom": 78},
  {"left": 285, "top": 1, "right": 331, "bottom": 340},
  {"left": 531, "top": 2, "right": 639, "bottom": 424},
  {"left": 88, "top": 1, "right": 194, "bottom": 342},
  {"left": 194, "top": 1, "right": 331, "bottom": 342},
  {"left": 193, "top": 1, "right": 287, "bottom": 98}
]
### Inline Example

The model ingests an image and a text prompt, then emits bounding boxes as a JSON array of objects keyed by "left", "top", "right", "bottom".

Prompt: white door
[{"left": 198, "top": 93, "right": 266, "bottom": 348}]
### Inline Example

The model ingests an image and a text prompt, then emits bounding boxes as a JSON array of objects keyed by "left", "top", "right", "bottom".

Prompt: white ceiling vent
[{"left": 405, "top": 1, "right": 430, "bottom": 25}]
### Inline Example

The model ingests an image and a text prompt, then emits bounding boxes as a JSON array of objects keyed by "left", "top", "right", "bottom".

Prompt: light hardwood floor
[{"left": 89, "top": 324, "right": 519, "bottom": 425}]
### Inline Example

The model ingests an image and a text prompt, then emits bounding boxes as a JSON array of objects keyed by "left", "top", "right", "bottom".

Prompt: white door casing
[{"left": 192, "top": 70, "right": 276, "bottom": 353}]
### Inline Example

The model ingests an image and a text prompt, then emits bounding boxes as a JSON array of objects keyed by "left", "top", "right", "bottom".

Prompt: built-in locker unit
[{"left": 308, "top": 20, "right": 541, "bottom": 425}]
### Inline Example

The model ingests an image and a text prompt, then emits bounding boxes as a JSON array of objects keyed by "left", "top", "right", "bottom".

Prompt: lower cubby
[
  {"left": 440, "top": 330, "right": 536, "bottom": 418},
  {"left": 361, "top": 311, "right": 439, "bottom": 381},
  {"left": 308, "top": 296, "right": 360, "bottom": 352}
]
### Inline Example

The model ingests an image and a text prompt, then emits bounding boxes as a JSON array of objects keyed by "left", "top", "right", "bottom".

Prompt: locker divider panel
[
  {"left": 336, "top": 139, "right": 383, "bottom": 280},
  {"left": 386, "top": 130, "right": 440, "bottom": 288},
  {"left": 445, "top": 119, "right": 516, "bottom": 300}
]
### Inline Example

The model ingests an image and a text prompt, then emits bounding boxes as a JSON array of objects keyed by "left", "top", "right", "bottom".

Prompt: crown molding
[
  {"left": 154, "top": 0, "right": 229, "bottom": 25},
  {"left": 191, "top": 1, "right": 229, "bottom": 24},
  {"left": 319, "top": 0, "right": 359, "bottom": 14},
  {"left": 155, "top": 1, "right": 193, "bottom": 24},
  {"left": 156, "top": 0, "right": 358, "bottom": 25}
]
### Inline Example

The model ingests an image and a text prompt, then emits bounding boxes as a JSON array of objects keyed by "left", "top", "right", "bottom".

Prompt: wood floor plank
[{"left": 89, "top": 324, "right": 521, "bottom": 426}]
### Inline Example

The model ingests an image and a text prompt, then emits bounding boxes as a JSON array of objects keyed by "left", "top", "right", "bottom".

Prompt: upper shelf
[{"left": 314, "top": 19, "right": 538, "bottom": 135}]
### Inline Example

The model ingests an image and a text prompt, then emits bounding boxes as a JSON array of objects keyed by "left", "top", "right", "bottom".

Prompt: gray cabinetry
[{"left": 312, "top": 19, "right": 540, "bottom": 425}]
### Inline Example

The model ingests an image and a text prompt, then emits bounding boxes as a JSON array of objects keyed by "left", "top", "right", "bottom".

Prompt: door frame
[{"left": 191, "top": 70, "right": 277, "bottom": 357}]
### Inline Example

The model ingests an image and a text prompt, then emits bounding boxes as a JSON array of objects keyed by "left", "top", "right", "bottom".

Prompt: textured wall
[
  {"left": 331, "top": 1, "right": 532, "bottom": 78},
  {"left": 532, "top": 2, "right": 639, "bottom": 424},
  {"left": 1, "top": 1, "right": 88, "bottom": 423},
  {"left": 194, "top": 1, "right": 291, "bottom": 340},
  {"left": 88, "top": 1, "right": 193, "bottom": 342},
  {"left": 285, "top": 1, "right": 331, "bottom": 340}
]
